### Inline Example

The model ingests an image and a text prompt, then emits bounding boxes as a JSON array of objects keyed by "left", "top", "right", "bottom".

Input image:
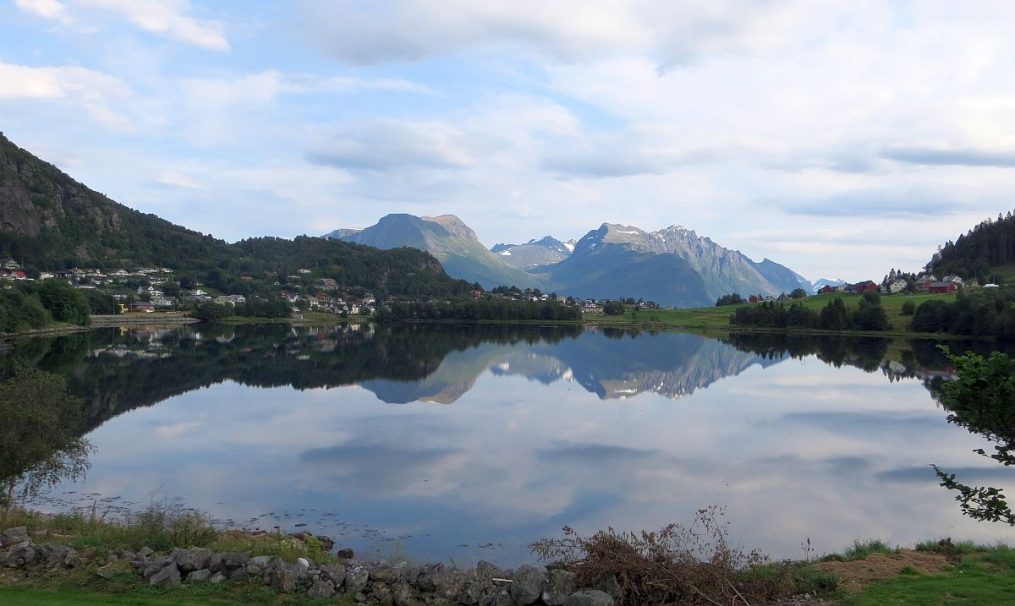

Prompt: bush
[
  {"left": 531, "top": 507, "right": 791, "bottom": 606},
  {"left": 602, "top": 300, "right": 626, "bottom": 315},
  {"left": 35, "top": 279, "right": 90, "bottom": 325},
  {"left": 901, "top": 300, "right": 916, "bottom": 316}
]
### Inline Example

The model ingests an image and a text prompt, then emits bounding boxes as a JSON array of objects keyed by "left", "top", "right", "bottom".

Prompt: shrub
[
  {"left": 901, "top": 300, "right": 916, "bottom": 316},
  {"left": 531, "top": 506, "right": 789, "bottom": 606}
]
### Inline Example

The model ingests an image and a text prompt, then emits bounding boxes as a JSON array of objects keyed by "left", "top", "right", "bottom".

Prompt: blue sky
[{"left": 3, "top": 1, "right": 1015, "bottom": 281}]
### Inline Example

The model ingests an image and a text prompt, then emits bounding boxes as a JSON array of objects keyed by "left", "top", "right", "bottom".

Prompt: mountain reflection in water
[{"left": 3, "top": 323, "right": 1014, "bottom": 565}]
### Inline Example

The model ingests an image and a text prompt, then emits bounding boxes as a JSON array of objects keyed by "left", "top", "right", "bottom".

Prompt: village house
[
  {"left": 928, "top": 281, "right": 958, "bottom": 294},
  {"left": 885, "top": 279, "right": 908, "bottom": 294},
  {"left": 849, "top": 280, "right": 878, "bottom": 294},
  {"left": 817, "top": 285, "right": 837, "bottom": 295},
  {"left": 914, "top": 274, "right": 937, "bottom": 292}
]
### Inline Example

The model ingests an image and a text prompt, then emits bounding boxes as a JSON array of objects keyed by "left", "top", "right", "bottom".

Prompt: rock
[
  {"left": 228, "top": 567, "right": 248, "bottom": 580},
  {"left": 316, "top": 535, "right": 335, "bottom": 551},
  {"left": 37, "top": 544, "right": 71, "bottom": 569},
  {"left": 1, "top": 527, "right": 30, "bottom": 548},
  {"left": 345, "top": 564, "right": 370, "bottom": 594},
  {"left": 172, "top": 547, "right": 211, "bottom": 573},
  {"left": 543, "top": 569, "right": 577, "bottom": 605},
  {"left": 372, "top": 582, "right": 394, "bottom": 606},
  {"left": 143, "top": 557, "right": 172, "bottom": 579},
  {"left": 138, "top": 546, "right": 154, "bottom": 558},
  {"left": 210, "top": 571, "right": 228, "bottom": 584},
  {"left": 477, "top": 560, "right": 506, "bottom": 579},
  {"left": 480, "top": 591, "right": 514, "bottom": 606},
  {"left": 149, "top": 563, "right": 181, "bottom": 588},
  {"left": 336, "top": 547, "right": 354, "bottom": 559},
  {"left": 4, "top": 545, "right": 37, "bottom": 568},
  {"left": 308, "top": 578, "right": 336, "bottom": 599},
  {"left": 249, "top": 555, "right": 273, "bottom": 567},
  {"left": 187, "top": 568, "right": 212, "bottom": 583},
  {"left": 392, "top": 581, "right": 421, "bottom": 606},
  {"left": 270, "top": 563, "right": 300, "bottom": 593},
  {"left": 96, "top": 560, "right": 134, "bottom": 579},
  {"left": 564, "top": 589, "right": 615, "bottom": 606},
  {"left": 208, "top": 552, "right": 224, "bottom": 573},
  {"left": 320, "top": 562, "right": 347, "bottom": 586},
  {"left": 372, "top": 564, "right": 401, "bottom": 583},
  {"left": 221, "top": 551, "right": 249, "bottom": 570},
  {"left": 510, "top": 565, "right": 546, "bottom": 606},
  {"left": 296, "top": 557, "right": 310, "bottom": 574}
]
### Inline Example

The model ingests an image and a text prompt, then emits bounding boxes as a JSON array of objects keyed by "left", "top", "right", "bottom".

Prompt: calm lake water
[{"left": 5, "top": 323, "right": 1015, "bottom": 565}]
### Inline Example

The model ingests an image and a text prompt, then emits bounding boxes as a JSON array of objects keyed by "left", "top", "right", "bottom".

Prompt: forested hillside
[
  {"left": 931, "top": 211, "right": 1015, "bottom": 280},
  {"left": 0, "top": 133, "right": 472, "bottom": 299}
]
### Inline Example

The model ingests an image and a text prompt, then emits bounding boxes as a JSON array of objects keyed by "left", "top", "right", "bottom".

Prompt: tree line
[
  {"left": 0, "top": 280, "right": 90, "bottom": 333},
  {"left": 376, "top": 298, "right": 582, "bottom": 322},
  {"left": 911, "top": 290, "right": 1015, "bottom": 338},
  {"left": 729, "top": 293, "right": 891, "bottom": 331}
]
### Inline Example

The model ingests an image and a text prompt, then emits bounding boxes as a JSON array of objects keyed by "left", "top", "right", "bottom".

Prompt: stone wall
[{"left": 1, "top": 526, "right": 615, "bottom": 606}]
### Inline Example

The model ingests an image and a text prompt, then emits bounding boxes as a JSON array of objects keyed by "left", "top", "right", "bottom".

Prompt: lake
[{"left": 3, "top": 323, "right": 1014, "bottom": 566}]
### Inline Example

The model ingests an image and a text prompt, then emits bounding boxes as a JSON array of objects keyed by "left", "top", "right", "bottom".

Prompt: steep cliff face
[{"left": 0, "top": 132, "right": 225, "bottom": 267}]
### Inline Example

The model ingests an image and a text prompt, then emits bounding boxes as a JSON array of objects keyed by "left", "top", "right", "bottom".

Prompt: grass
[
  {"left": 0, "top": 574, "right": 355, "bottom": 605},
  {"left": 590, "top": 292, "right": 960, "bottom": 335},
  {"left": 0, "top": 505, "right": 329, "bottom": 564},
  {"left": 834, "top": 538, "right": 900, "bottom": 562},
  {"left": 838, "top": 554, "right": 1015, "bottom": 605}
]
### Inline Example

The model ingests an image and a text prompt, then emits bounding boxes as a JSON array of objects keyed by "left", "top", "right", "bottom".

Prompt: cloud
[
  {"left": 781, "top": 188, "right": 971, "bottom": 218},
  {"left": 15, "top": 0, "right": 229, "bottom": 50},
  {"left": 305, "top": 119, "right": 474, "bottom": 172},
  {"left": 296, "top": 0, "right": 806, "bottom": 66},
  {"left": 154, "top": 171, "right": 205, "bottom": 190},
  {"left": 0, "top": 61, "right": 132, "bottom": 128},
  {"left": 882, "top": 147, "right": 1015, "bottom": 168},
  {"left": 15, "top": 0, "right": 71, "bottom": 24}
]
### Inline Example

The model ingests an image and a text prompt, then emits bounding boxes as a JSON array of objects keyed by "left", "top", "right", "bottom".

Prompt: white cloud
[
  {"left": 15, "top": 0, "right": 229, "bottom": 50},
  {"left": 0, "top": 60, "right": 132, "bottom": 128},
  {"left": 306, "top": 119, "right": 475, "bottom": 172},
  {"left": 15, "top": 0, "right": 71, "bottom": 23},
  {"left": 297, "top": 0, "right": 810, "bottom": 65}
]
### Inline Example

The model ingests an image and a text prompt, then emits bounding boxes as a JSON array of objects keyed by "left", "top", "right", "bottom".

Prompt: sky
[{"left": 3, "top": 1, "right": 1015, "bottom": 281}]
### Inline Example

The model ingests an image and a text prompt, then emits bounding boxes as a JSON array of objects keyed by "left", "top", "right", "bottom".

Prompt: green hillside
[{"left": 0, "top": 133, "right": 472, "bottom": 299}]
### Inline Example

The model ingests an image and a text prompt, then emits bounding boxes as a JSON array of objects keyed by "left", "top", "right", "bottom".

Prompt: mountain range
[{"left": 327, "top": 215, "right": 811, "bottom": 307}]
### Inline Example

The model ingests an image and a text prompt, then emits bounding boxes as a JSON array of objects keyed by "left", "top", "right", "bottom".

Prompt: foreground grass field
[{"left": 592, "top": 291, "right": 959, "bottom": 334}]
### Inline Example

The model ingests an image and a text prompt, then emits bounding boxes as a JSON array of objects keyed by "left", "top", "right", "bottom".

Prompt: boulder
[
  {"left": 510, "top": 565, "right": 546, "bottom": 606},
  {"left": 1, "top": 527, "right": 29, "bottom": 548},
  {"left": 476, "top": 560, "right": 506, "bottom": 579},
  {"left": 221, "top": 551, "right": 249, "bottom": 570},
  {"left": 270, "top": 563, "right": 300, "bottom": 593},
  {"left": 543, "top": 569, "right": 577, "bottom": 605},
  {"left": 172, "top": 547, "right": 211, "bottom": 573},
  {"left": 210, "top": 571, "right": 228, "bottom": 584},
  {"left": 320, "top": 562, "right": 347, "bottom": 586},
  {"left": 345, "top": 564, "right": 370, "bottom": 594},
  {"left": 336, "top": 547, "right": 354, "bottom": 559},
  {"left": 564, "top": 589, "right": 615, "bottom": 606},
  {"left": 4, "top": 545, "right": 37, "bottom": 568},
  {"left": 149, "top": 563, "right": 181, "bottom": 588},
  {"left": 187, "top": 568, "right": 212, "bottom": 583},
  {"left": 308, "top": 578, "right": 336, "bottom": 599},
  {"left": 143, "top": 557, "right": 172, "bottom": 579},
  {"left": 392, "top": 581, "right": 422, "bottom": 606},
  {"left": 372, "top": 582, "right": 394, "bottom": 606}
]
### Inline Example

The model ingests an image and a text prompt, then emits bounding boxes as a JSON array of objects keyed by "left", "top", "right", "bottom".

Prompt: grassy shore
[{"left": 3, "top": 507, "right": 1015, "bottom": 605}]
